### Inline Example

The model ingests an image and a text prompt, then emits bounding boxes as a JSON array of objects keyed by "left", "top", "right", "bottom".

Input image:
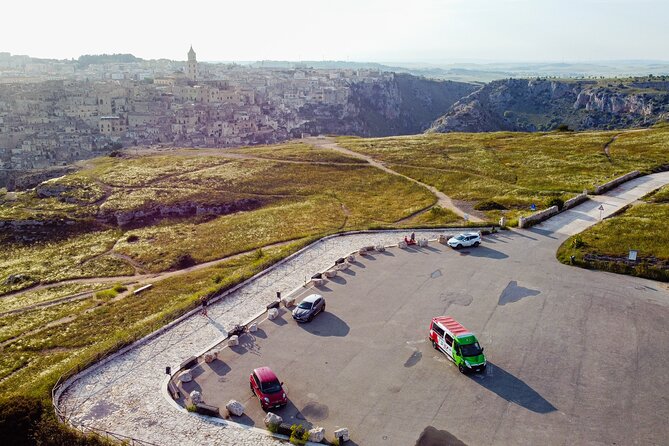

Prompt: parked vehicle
[
  {"left": 447, "top": 232, "right": 481, "bottom": 249},
  {"left": 292, "top": 294, "right": 326, "bottom": 322},
  {"left": 249, "top": 367, "right": 288, "bottom": 410},
  {"left": 429, "top": 316, "right": 486, "bottom": 373}
]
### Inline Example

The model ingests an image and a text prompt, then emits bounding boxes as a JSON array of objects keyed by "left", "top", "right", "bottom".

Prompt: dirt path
[
  {"left": 0, "top": 239, "right": 298, "bottom": 314},
  {"left": 304, "top": 137, "right": 484, "bottom": 222}
]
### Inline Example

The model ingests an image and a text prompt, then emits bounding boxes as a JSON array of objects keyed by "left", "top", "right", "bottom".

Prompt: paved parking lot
[{"left": 179, "top": 233, "right": 669, "bottom": 445}]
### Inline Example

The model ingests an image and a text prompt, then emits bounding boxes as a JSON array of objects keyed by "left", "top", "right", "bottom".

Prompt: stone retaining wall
[
  {"left": 594, "top": 171, "right": 641, "bottom": 194},
  {"left": 563, "top": 192, "right": 589, "bottom": 210},
  {"left": 518, "top": 205, "right": 559, "bottom": 228}
]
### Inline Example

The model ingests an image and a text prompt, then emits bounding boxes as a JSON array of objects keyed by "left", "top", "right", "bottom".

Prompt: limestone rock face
[
  {"left": 226, "top": 400, "right": 245, "bottom": 416},
  {"left": 308, "top": 426, "right": 325, "bottom": 442},
  {"left": 334, "top": 427, "right": 350, "bottom": 442},
  {"left": 189, "top": 390, "right": 202, "bottom": 404},
  {"left": 264, "top": 412, "right": 283, "bottom": 427}
]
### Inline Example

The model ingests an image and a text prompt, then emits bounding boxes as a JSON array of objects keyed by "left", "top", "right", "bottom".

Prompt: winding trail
[{"left": 304, "top": 136, "right": 484, "bottom": 222}]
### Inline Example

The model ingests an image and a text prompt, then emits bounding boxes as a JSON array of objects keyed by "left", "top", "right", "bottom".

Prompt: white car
[{"left": 447, "top": 232, "right": 481, "bottom": 249}]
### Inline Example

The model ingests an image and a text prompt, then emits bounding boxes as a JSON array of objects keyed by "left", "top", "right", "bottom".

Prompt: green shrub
[
  {"left": 571, "top": 235, "right": 585, "bottom": 249},
  {"left": 290, "top": 424, "right": 309, "bottom": 445},
  {"left": 186, "top": 403, "right": 197, "bottom": 412},
  {"left": 428, "top": 206, "right": 448, "bottom": 217},
  {"left": 94, "top": 289, "right": 118, "bottom": 300},
  {"left": 112, "top": 283, "right": 127, "bottom": 293},
  {"left": 547, "top": 197, "right": 565, "bottom": 211},
  {"left": 474, "top": 200, "right": 507, "bottom": 211}
]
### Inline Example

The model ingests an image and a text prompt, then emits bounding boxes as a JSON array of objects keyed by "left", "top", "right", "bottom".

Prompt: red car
[{"left": 249, "top": 366, "right": 288, "bottom": 410}]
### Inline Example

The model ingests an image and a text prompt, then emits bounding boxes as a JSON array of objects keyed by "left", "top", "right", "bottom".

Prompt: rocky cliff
[
  {"left": 428, "top": 78, "right": 669, "bottom": 133},
  {"left": 295, "top": 74, "right": 479, "bottom": 137}
]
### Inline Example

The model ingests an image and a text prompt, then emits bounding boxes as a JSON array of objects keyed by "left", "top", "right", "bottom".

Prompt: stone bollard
[
  {"left": 226, "top": 400, "right": 245, "bottom": 416},
  {"left": 358, "top": 247, "right": 368, "bottom": 255},
  {"left": 264, "top": 412, "right": 283, "bottom": 429},
  {"left": 309, "top": 426, "right": 325, "bottom": 442},
  {"left": 268, "top": 308, "right": 279, "bottom": 320},
  {"left": 248, "top": 323, "right": 258, "bottom": 333},
  {"left": 518, "top": 216, "right": 526, "bottom": 228},
  {"left": 281, "top": 295, "right": 296, "bottom": 307},
  {"left": 178, "top": 371, "right": 192, "bottom": 383},
  {"left": 334, "top": 427, "right": 350, "bottom": 443},
  {"left": 324, "top": 270, "right": 337, "bottom": 278},
  {"left": 375, "top": 244, "right": 386, "bottom": 252},
  {"left": 438, "top": 234, "right": 448, "bottom": 244},
  {"left": 418, "top": 238, "right": 428, "bottom": 247},
  {"left": 311, "top": 278, "right": 326, "bottom": 287},
  {"left": 398, "top": 241, "right": 408, "bottom": 249},
  {"left": 499, "top": 216, "right": 506, "bottom": 227},
  {"left": 347, "top": 255, "right": 355, "bottom": 262},
  {"left": 227, "top": 335, "right": 239, "bottom": 347},
  {"left": 190, "top": 390, "right": 202, "bottom": 404},
  {"left": 204, "top": 351, "right": 217, "bottom": 363}
]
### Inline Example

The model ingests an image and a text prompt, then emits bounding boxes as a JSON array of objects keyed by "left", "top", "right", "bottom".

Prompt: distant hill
[
  {"left": 77, "top": 53, "right": 143, "bottom": 67},
  {"left": 428, "top": 77, "right": 669, "bottom": 133}
]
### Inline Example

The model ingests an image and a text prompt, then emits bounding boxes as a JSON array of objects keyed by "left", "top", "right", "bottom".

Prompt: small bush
[
  {"left": 547, "top": 197, "right": 565, "bottom": 211},
  {"left": 173, "top": 253, "right": 196, "bottom": 270},
  {"left": 571, "top": 235, "right": 585, "bottom": 249},
  {"left": 186, "top": 403, "right": 197, "bottom": 412},
  {"left": 253, "top": 248, "right": 265, "bottom": 260},
  {"left": 290, "top": 424, "right": 309, "bottom": 445},
  {"left": 112, "top": 283, "right": 127, "bottom": 293},
  {"left": 474, "top": 200, "right": 507, "bottom": 211},
  {"left": 428, "top": 206, "right": 448, "bottom": 217},
  {"left": 267, "top": 422, "right": 280, "bottom": 434},
  {"left": 94, "top": 289, "right": 118, "bottom": 300}
]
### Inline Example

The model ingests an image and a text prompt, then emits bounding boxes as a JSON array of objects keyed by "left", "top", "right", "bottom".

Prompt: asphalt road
[{"left": 180, "top": 228, "right": 669, "bottom": 445}]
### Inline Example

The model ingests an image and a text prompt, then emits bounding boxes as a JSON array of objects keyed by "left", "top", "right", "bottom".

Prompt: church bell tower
[{"left": 187, "top": 45, "right": 198, "bottom": 82}]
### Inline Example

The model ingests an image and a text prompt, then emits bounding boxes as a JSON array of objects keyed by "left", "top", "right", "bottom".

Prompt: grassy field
[
  {"left": 557, "top": 184, "right": 669, "bottom": 281},
  {"left": 337, "top": 125, "right": 669, "bottom": 223},
  {"left": 0, "top": 241, "right": 307, "bottom": 399}
]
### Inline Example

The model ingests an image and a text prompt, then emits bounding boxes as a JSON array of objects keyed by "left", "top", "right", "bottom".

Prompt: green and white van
[{"left": 429, "top": 316, "right": 486, "bottom": 373}]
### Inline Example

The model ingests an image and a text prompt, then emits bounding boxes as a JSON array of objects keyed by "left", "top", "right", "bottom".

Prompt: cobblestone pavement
[{"left": 58, "top": 230, "right": 452, "bottom": 446}]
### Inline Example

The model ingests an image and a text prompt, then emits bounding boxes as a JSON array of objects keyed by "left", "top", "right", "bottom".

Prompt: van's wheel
[
  {"left": 431, "top": 340, "right": 438, "bottom": 349},
  {"left": 474, "top": 241, "right": 480, "bottom": 247},
  {"left": 321, "top": 304, "right": 325, "bottom": 313},
  {"left": 458, "top": 364, "right": 466, "bottom": 374},
  {"left": 250, "top": 382, "right": 254, "bottom": 394},
  {"left": 456, "top": 244, "right": 462, "bottom": 249}
]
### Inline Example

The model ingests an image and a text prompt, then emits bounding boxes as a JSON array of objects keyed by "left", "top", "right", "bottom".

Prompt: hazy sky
[{"left": 3, "top": 0, "right": 668, "bottom": 62}]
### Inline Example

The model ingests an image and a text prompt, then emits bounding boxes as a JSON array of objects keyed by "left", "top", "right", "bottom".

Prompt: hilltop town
[{"left": 2, "top": 48, "right": 472, "bottom": 189}]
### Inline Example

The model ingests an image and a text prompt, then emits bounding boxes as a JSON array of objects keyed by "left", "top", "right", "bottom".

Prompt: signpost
[
  {"left": 628, "top": 250, "right": 638, "bottom": 262},
  {"left": 530, "top": 203, "right": 536, "bottom": 211},
  {"left": 598, "top": 204, "right": 604, "bottom": 220}
]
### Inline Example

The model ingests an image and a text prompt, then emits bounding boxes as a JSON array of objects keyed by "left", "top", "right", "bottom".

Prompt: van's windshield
[{"left": 460, "top": 342, "right": 482, "bottom": 357}]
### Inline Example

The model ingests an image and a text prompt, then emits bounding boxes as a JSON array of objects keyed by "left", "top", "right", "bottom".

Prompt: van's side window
[
  {"left": 433, "top": 324, "right": 445, "bottom": 337},
  {"left": 444, "top": 333, "right": 453, "bottom": 346}
]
